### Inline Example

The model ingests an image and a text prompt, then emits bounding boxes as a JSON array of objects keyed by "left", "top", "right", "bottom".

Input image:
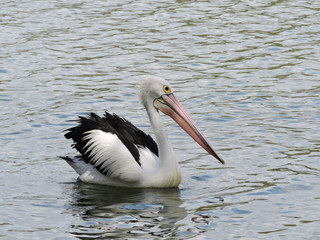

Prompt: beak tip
[{"left": 211, "top": 152, "right": 225, "bottom": 165}]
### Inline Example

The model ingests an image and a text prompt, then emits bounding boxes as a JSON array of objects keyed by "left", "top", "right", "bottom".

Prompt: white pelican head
[{"left": 140, "top": 75, "right": 225, "bottom": 165}]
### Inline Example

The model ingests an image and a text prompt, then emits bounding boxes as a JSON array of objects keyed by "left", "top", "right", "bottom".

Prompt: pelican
[{"left": 61, "top": 76, "right": 224, "bottom": 188}]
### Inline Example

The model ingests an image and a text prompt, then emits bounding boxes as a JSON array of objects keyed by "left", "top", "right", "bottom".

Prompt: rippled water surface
[{"left": 1, "top": 0, "right": 319, "bottom": 239}]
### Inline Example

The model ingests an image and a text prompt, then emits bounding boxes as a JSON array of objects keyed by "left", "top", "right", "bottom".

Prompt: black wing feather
[{"left": 64, "top": 112, "right": 159, "bottom": 168}]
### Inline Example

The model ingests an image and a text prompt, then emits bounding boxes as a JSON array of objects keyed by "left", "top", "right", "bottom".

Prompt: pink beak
[{"left": 154, "top": 93, "right": 225, "bottom": 165}]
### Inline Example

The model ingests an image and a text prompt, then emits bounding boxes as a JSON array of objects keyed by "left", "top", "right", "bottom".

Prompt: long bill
[{"left": 154, "top": 93, "right": 225, "bottom": 165}]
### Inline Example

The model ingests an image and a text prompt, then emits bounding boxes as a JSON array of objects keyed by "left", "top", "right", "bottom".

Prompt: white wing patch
[
  {"left": 138, "top": 147, "right": 158, "bottom": 172},
  {"left": 82, "top": 130, "right": 143, "bottom": 182}
]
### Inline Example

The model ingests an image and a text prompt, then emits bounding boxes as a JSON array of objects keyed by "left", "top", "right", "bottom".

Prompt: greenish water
[{"left": 1, "top": 0, "right": 319, "bottom": 239}]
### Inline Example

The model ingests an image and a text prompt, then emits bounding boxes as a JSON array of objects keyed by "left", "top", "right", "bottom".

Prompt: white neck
[
  {"left": 146, "top": 104, "right": 175, "bottom": 164},
  {"left": 145, "top": 103, "right": 181, "bottom": 183}
]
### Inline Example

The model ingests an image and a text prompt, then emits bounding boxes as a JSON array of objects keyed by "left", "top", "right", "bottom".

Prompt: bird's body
[{"left": 62, "top": 76, "right": 224, "bottom": 188}]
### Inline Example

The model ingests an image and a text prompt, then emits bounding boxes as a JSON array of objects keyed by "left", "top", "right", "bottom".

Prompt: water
[{"left": 1, "top": 0, "right": 319, "bottom": 239}]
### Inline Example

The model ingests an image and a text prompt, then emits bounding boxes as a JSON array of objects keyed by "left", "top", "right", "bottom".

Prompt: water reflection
[{"left": 66, "top": 183, "right": 186, "bottom": 239}]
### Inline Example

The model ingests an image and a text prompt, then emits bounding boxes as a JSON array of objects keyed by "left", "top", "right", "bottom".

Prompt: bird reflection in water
[{"left": 65, "top": 182, "right": 187, "bottom": 239}]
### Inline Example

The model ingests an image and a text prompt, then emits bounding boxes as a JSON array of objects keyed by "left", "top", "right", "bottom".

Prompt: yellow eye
[{"left": 163, "top": 85, "right": 171, "bottom": 93}]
